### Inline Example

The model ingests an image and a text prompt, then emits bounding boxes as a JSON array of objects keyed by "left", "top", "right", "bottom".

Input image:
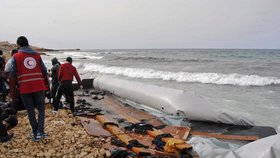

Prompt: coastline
[{"left": 0, "top": 41, "right": 79, "bottom": 59}]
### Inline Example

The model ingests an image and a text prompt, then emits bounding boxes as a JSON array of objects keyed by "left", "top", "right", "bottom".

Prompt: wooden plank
[
  {"left": 190, "top": 131, "right": 259, "bottom": 141},
  {"left": 95, "top": 114, "right": 154, "bottom": 157},
  {"left": 80, "top": 117, "right": 111, "bottom": 137},
  {"left": 101, "top": 94, "right": 261, "bottom": 142},
  {"left": 162, "top": 125, "right": 259, "bottom": 141},
  {"left": 100, "top": 95, "right": 194, "bottom": 154},
  {"left": 102, "top": 96, "right": 165, "bottom": 126},
  {"left": 77, "top": 97, "right": 190, "bottom": 157},
  {"left": 161, "top": 126, "right": 191, "bottom": 139}
]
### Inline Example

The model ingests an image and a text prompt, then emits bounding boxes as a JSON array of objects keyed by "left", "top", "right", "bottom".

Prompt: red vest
[{"left": 14, "top": 52, "right": 47, "bottom": 94}]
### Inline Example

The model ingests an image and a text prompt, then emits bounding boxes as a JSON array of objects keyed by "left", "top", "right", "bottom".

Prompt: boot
[
  {"left": 0, "top": 122, "right": 13, "bottom": 142},
  {"left": 0, "top": 132, "right": 13, "bottom": 142},
  {"left": 4, "top": 115, "right": 18, "bottom": 129}
]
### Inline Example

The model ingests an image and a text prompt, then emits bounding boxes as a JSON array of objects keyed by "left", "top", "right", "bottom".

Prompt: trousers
[
  {"left": 21, "top": 91, "right": 45, "bottom": 135},
  {"left": 53, "top": 81, "right": 74, "bottom": 112}
]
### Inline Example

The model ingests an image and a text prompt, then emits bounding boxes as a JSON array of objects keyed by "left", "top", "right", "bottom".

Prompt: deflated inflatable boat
[
  {"left": 93, "top": 75, "right": 254, "bottom": 126},
  {"left": 77, "top": 76, "right": 278, "bottom": 158}
]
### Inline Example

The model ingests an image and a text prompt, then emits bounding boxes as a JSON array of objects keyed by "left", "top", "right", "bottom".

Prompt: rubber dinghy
[{"left": 93, "top": 75, "right": 254, "bottom": 126}]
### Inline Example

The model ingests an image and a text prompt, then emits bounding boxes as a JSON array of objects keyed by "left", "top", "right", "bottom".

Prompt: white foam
[
  {"left": 63, "top": 51, "right": 98, "bottom": 55},
  {"left": 62, "top": 51, "right": 103, "bottom": 59},
  {"left": 82, "top": 63, "right": 280, "bottom": 86},
  {"left": 263, "top": 105, "right": 279, "bottom": 110},
  {"left": 84, "top": 55, "right": 103, "bottom": 59}
]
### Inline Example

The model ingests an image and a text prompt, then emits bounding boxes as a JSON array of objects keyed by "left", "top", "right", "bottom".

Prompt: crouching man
[{"left": 0, "top": 102, "right": 18, "bottom": 142}]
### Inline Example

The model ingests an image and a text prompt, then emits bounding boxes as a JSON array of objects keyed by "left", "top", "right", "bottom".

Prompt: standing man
[
  {"left": 9, "top": 36, "right": 50, "bottom": 141},
  {"left": 53, "top": 57, "right": 81, "bottom": 115},
  {"left": 49, "top": 57, "right": 60, "bottom": 104}
]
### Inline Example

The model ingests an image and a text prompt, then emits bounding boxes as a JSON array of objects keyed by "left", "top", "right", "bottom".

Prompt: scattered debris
[{"left": 0, "top": 104, "right": 111, "bottom": 158}]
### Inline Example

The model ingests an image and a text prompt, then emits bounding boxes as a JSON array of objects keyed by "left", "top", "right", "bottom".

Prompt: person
[
  {"left": 53, "top": 57, "right": 81, "bottom": 115},
  {"left": 5, "top": 50, "right": 25, "bottom": 110},
  {"left": 4, "top": 49, "right": 18, "bottom": 73},
  {"left": 9, "top": 36, "right": 50, "bottom": 141},
  {"left": 0, "top": 101, "right": 18, "bottom": 142},
  {"left": 0, "top": 103, "right": 13, "bottom": 142},
  {"left": 0, "top": 49, "right": 19, "bottom": 103},
  {"left": 0, "top": 50, "right": 5, "bottom": 71},
  {"left": 0, "top": 50, "right": 7, "bottom": 102},
  {"left": 49, "top": 57, "right": 60, "bottom": 104}
]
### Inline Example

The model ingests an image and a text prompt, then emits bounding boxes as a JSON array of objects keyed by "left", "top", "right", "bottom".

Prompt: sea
[{"left": 42, "top": 49, "right": 280, "bottom": 129}]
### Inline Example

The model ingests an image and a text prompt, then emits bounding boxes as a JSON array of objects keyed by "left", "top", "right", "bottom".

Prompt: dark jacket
[{"left": 51, "top": 63, "right": 60, "bottom": 83}]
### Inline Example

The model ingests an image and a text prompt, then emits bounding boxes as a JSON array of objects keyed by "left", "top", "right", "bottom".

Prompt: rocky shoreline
[
  {"left": 0, "top": 104, "right": 111, "bottom": 158},
  {"left": 0, "top": 41, "right": 113, "bottom": 157},
  {"left": 0, "top": 41, "right": 80, "bottom": 56},
  {"left": 0, "top": 41, "right": 54, "bottom": 53}
]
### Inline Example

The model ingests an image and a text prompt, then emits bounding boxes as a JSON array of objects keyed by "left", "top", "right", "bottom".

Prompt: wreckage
[
  {"left": 74, "top": 76, "right": 279, "bottom": 158},
  {"left": 93, "top": 76, "right": 253, "bottom": 126}
]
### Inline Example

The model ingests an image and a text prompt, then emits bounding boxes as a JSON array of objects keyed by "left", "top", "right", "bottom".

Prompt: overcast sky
[{"left": 1, "top": 0, "right": 279, "bottom": 49}]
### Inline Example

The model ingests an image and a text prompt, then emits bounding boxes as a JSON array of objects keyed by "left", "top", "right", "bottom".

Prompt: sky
[{"left": 0, "top": 0, "right": 280, "bottom": 49}]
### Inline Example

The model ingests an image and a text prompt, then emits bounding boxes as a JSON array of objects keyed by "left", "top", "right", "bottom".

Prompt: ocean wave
[
  {"left": 63, "top": 51, "right": 98, "bottom": 55},
  {"left": 111, "top": 56, "right": 213, "bottom": 63},
  {"left": 84, "top": 56, "right": 103, "bottom": 59},
  {"left": 81, "top": 63, "right": 280, "bottom": 86},
  {"left": 62, "top": 51, "right": 103, "bottom": 60}
]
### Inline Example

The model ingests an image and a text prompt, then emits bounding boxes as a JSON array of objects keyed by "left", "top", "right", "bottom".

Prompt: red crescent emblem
[{"left": 27, "top": 60, "right": 32, "bottom": 66}]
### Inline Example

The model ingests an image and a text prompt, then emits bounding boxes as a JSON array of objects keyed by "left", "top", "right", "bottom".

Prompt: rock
[
  {"left": 44, "top": 152, "right": 52, "bottom": 157},
  {"left": 53, "top": 140, "right": 61, "bottom": 147},
  {"left": 105, "top": 150, "right": 111, "bottom": 157},
  {"left": 1, "top": 147, "right": 8, "bottom": 153},
  {"left": 12, "top": 149, "right": 19, "bottom": 153},
  {"left": 0, "top": 107, "right": 111, "bottom": 157},
  {"left": 48, "top": 148, "right": 56, "bottom": 154},
  {"left": 105, "top": 137, "right": 111, "bottom": 143},
  {"left": 37, "top": 152, "right": 45, "bottom": 157},
  {"left": 99, "top": 148, "right": 106, "bottom": 156},
  {"left": 56, "top": 153, "right": 63, "bottom": 157},
  {"left": 80, "top": 152, "right": 88, "bottom": 157},
  {"left": 31, "top": 151, "right": 37, "bottom": 157}
]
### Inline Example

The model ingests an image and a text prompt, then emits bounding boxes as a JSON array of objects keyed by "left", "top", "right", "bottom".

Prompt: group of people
[
  {"left": 0, "top": 36, "right": 82, "bottom": 142},
  {"left": 50, "top": 56, "right": 82, "bottom": 115}
]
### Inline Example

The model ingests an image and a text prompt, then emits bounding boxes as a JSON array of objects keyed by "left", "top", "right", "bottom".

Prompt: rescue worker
[
  {"left": 53, "top": 57, "right": 82, "bottom": 116},
  {"left": 9, "top": 36, "right": 50, "bottom": 141},
  {"left": 49, "top": 57, "right": 60, "bottom": 104}
]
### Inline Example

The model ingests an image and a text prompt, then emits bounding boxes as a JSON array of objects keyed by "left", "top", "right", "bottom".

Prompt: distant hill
[
  {"left": 0, "top": 41, "right": 55, "bottom": 53},
  {"left": 0, "top": 41, "right": 80, "bottom": 55}
]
